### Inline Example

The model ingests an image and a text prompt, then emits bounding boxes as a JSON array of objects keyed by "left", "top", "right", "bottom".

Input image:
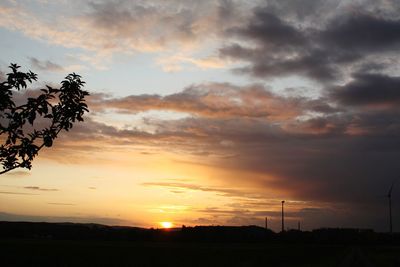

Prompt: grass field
[{"left": 1, "top": 239, "right": 399, "bottom": 267}]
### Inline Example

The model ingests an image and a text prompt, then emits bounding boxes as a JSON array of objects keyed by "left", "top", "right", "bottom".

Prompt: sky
[{"left": 0, "top": 0, "right": 400, "bottom": 232}]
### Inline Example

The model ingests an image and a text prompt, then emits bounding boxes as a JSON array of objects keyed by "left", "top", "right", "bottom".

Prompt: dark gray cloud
[
  {"left": 226, "top": 10, "right": 307, "bottom": 50},
  {"left": 220, "top": 4, "right": 400, "bottom": 83},
  {"left": 321, "top": 13, "right": 400, "bottom": 53},
  {"left": 29, "top": 57, "right": 64, "bottom": 72},
  {"left": 331, "top": 73, "right": 400, "bottom": 106},
  {"left": 220, "top": 12, "right": 336, "bottom": 81},
  {"left": 261, "top": 0, "right": 341, "bottom": 22},
  {"left": 192, "top": 203, "right": 386, "bottom": 230},
  {"left": 197, "top": 207, "right": 331, "bottom": 220}
]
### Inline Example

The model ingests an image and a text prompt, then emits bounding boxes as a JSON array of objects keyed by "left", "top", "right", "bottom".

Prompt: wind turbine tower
[{"left": 388, "top": 181, "right": 395, "bottom": 234}]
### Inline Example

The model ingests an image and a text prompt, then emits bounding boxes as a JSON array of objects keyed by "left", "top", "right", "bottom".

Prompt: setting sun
[{"left": 160, "top": 222, "right": 173, "bottom": 229}]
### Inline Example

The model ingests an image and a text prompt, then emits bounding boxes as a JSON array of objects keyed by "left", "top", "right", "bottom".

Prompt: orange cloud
[{"left": 89, "top": 83, "right": 333, "bottom": 122}]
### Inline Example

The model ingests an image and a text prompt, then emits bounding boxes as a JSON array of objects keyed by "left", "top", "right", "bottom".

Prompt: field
[{"left": 1, "top": 239, "right": 400, "bottom": 267}]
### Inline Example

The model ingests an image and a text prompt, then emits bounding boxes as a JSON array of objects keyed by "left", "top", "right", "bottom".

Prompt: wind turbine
[{"left": 387, "top": 181, "right": 396, "bottom": 234}]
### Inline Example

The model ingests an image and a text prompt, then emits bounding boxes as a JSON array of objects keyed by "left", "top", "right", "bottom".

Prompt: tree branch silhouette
[{"left": 0, "top": 63, "right": 89, "bottom": 175}]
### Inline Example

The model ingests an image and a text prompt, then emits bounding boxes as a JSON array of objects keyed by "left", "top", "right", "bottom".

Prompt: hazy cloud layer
[
  {"left": 47, "top": 202, "right": 75, "bottom": 206},
  {"left": 142, "top": 181, "right": 265, "bottom": 200},
  {"left": 0, "top": 211, "right": 134, "bottom": 226},
  {"left": 24, "top": 186, "right": 58, "bottom": 192},
  {"left": 0, "top": 191, "right": 38, "bottom": 195},
  {"left": 1, "top": 170, "right": 31, "bottom": 177},
  {"left": 0, "top": 0, "right": 252, "bottom": 69},
  {"left": 29, "top": 57, "right": 64, "bottom": 72},
  {"left": 89, "top": 83, "right": 337, "bottom": 121}
]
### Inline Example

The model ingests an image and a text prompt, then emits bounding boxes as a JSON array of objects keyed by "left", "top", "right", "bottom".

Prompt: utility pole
[
  {"left": 265, "top": 217, "right": 268, "bottom": 230},
  {"left": 281, "top": 200, "right": 285, "bottom": 232},
  {"left": 298, "top": 221, "right": 301, "bottom": 231}
]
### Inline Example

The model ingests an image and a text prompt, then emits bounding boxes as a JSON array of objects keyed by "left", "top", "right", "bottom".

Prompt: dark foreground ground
[
  {"left": 1, "top": 239, "right": 400, "bottom": 267},
  {"left": 0, "top": 222, "right": 399, "bottom": 266}
]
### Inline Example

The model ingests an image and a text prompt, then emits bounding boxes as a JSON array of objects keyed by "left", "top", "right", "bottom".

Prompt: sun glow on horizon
[{"left": 160, "top": 221, "right": 173, "bottom": 228}]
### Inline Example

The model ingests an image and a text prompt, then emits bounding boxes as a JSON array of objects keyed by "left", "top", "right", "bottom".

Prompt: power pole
[
  {"left": 265, "top": 217, "right": 268, "bottom": 230},
  {"left": 298, "top": 221, "right": 301, "bottom": 231},
  {"left": 281, "top": 200, "right": 285, "bottom": 232}
]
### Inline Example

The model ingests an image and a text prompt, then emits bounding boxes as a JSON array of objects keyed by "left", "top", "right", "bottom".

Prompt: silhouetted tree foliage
[{"left": 0, "top": 63, "right": 89, "bottom": 175}]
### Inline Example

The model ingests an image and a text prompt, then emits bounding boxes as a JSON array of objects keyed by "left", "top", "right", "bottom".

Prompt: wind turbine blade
[{"left": 388, "top": 179, "right": 397, "bottom": 196}]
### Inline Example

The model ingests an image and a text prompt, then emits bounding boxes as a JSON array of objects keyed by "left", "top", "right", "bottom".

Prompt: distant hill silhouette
[{"left": 0, "top": 221, "right": 399, "bottom": 245}]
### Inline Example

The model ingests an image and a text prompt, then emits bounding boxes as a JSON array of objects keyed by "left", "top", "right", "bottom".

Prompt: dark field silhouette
[{"left": 1, "top": 222, "right": 399, "bottom": 266}]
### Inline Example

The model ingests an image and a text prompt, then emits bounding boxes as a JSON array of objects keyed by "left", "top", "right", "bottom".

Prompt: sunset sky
[{"left": 1, "top": 0, "right": 400, "bottom": 232}]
